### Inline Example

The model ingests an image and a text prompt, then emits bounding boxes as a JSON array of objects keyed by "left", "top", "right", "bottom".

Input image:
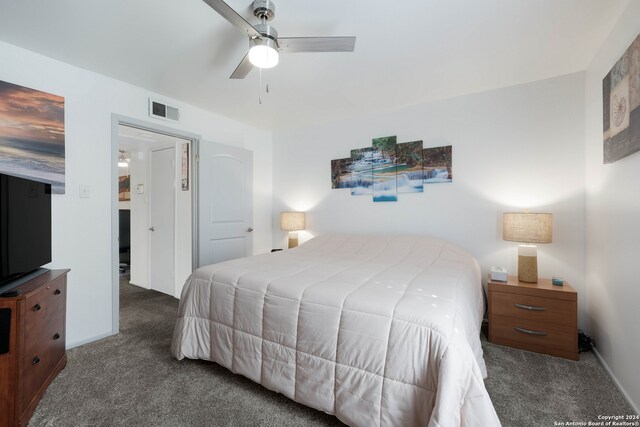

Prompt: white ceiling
[{"left": 0, "top": 0, "right": 628, "bottom": 131}]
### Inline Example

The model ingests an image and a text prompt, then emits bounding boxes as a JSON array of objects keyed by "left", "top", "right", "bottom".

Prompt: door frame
[{"left": 110, "top": 114, "right": 200, "bottom": 335}]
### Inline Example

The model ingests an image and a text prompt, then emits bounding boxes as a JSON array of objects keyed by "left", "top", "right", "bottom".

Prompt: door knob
[
  {"left": 247, "top": 227, "right": 254, "bottom": 232},
  {"left": 148, "top": 226, "right": 155, "bottom": 232}
]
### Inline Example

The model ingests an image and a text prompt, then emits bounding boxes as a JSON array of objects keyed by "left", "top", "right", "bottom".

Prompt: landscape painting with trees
[
  {"left": 349, "top": 147, "right": 374, "bottom": 195},
  {"left": 396, "top": 140, "right": 424, "bottom": 193},
  {"left": 330, "top": 137, "right": 453, "bottom": 201},
  {"left": 331, "top": 157, "right": 353, "bottom": 189},
  {"left": 371, "top": 136, "right": 397, "bottom": 202},
  {"left": 423, "top": 145, "right": 452, "bottom": 183}
]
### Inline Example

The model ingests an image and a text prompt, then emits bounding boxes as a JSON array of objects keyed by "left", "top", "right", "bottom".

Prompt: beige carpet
[{"left": 29, "top": 277, "right": 634, "bottom": 426}]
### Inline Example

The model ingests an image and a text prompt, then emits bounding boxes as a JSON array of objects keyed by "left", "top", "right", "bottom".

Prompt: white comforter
[{"left": 171, "top": 234, "right": 500, "bottom": 426}]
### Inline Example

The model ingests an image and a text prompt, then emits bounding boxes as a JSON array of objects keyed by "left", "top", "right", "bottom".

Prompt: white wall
[
  {"left": 584, "top": 1, "right": 640, "bottom": 412},
  {"left": 0, "top": 40, "right": 273, "bottom": 348},
  {"left": 273, "top": 72, "right": 587, "bottom": 323}
]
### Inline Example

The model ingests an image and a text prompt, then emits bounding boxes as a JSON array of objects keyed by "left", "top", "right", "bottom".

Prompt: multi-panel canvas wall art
[
  {"left": 331, "top": 157, "right": 353, "bottom": 189},
  {"left": 0, "top": 80, "right": 65, "bottom": 193},
  {"left": 330, "top": 135, "right": 452, "bottom": 202},
  {"left": 350, "top": 147, "right": 374, "bottom": 195},
  {"left": 372, "top": 136, "right": 398, "bottom": 202},
  {"left": 396, "top": 140, "right": 424, "bottom": 193},
  {"left": 603, "top": 32, "right": 640, "bottom": 164},
  {"left": 423, "top": 145, "right": 453, "bottom": 183}
]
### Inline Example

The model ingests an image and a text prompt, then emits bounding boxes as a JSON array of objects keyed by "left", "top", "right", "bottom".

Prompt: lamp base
[
  {"left": 518, "top": 255, "right": 538, "bottom": 283},
  {"left": 288, "top": 232, "right": 299, "bottom": 249}
]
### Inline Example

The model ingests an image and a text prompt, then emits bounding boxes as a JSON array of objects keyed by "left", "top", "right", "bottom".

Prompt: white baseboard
[{"left": 592, "top": 348, "right": 639, "bottom": 414}]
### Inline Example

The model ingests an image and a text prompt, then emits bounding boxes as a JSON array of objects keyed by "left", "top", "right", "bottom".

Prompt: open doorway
[{"left": 112, "top": 117, "right": 199, "bottom": 334}]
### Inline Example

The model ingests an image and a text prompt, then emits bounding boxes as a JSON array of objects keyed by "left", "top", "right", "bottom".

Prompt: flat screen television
[{"left": 0, "top": 173, "right": 52, "bottom": 286}]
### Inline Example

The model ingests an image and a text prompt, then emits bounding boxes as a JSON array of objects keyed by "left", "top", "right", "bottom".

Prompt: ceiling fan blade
[
  {"left": 202, "top": 0, "right": 261, "bottom": 39},
  {"left": 230, "top": 53, "right": 254, "bottom": 79},
  {"left": 278, "top": 37, "right": 356, "bottom": 53}
]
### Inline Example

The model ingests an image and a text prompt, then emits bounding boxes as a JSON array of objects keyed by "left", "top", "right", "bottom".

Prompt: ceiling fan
[{"left": 202, "top": 0, "right": 356, "bottom": 79}]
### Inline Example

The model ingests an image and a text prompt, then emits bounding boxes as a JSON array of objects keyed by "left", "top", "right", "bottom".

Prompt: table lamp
[
  {"left": 280, "top": 211, "right": 306, "bottom": 248},
  {"left": 503, "top": 212, "right": 553, "bottom": 283}
]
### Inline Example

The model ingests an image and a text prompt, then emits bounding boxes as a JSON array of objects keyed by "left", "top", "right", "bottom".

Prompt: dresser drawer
[
  {"left": 20, "top": 335, "right": 65, "bottom": 412},
  {"left": 490, "top": 314, "right": 577, "bottom": 353},
  {"left": 25, "top": 311, "right": 65, "bottom": 372},
  {"left": 490, "top": 291, "right": 576, "bottom": 325},
  {"left": 20, "top": 277, "right": 66, "bottom": 413},
  {"left": 24, "top": 279, "right": 66, "bottom": 336}
]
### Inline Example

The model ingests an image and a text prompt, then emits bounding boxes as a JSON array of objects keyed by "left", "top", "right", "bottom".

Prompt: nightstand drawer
[
  {"left": 491, "top": 291, "right": 576, "bottom": 325},
  {"left": 490, "top": 314, "right": 577, "bottom": 353}
]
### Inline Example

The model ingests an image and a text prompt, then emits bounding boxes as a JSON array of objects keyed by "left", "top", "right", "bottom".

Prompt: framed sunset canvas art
[{"left": 0, "top": 80, "right": 65, "bottom": 193}]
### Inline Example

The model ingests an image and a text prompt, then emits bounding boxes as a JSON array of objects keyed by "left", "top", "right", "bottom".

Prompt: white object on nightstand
[{"left": 490, "top": 266, "right": 508, "bottom": 282}]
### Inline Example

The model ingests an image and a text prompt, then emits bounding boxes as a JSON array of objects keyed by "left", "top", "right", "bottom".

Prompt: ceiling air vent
[{"left": 149, "top": 98, "right": 180, "bottom": 122}]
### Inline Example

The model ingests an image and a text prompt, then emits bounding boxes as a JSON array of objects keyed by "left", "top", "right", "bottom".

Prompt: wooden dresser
[
  {"left": 0, "top": 269, "right": 69, "bottom": 427},
  {"left": 488, "top": 275, "right": 578, "bottom": 360}
]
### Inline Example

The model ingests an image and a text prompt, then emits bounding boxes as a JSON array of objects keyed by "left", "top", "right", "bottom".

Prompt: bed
[{"left": 171, "top": 234, "right": 500, "bottom": 426}]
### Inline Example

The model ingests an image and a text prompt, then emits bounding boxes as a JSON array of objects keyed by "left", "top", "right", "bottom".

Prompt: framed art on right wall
[{"left": 603, "top": 32, "right": 640, "bottom": 164}]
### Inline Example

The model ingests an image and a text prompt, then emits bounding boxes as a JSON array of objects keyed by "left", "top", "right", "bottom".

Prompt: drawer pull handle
[
  {"left": 32, "top": 356, "right": 41, "bottom": 365},
  {"left": 514, "top": 326, "right": 547, "bottom": 336},
  {"left": 53, "top": 333, "right": 60, "bottom": 340},
  {"left": 33, "top": 304, "right": 42, "bottom": 312},
  {"left": 514, "top": 303, "right": 546, "bottom": 311},
  {"left": 54, "top": 289, "right": 61, "bottom": 295}
]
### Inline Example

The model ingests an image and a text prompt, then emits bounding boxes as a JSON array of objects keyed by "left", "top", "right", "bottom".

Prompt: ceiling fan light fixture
[
  {"left": 248, "top": 37, "right": 279, "bottom": 69},
  {"left": 118, "top": 151, "right": 130, "bottom": 168},
  {"left": 202, "top": 0, "right": 355, "bottom": 79}
]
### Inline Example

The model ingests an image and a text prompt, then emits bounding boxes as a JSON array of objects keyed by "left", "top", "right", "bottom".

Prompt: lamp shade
[
  {"left": 503, "top": 212, "right": 552, "bottom": 244},
  {"left": 280, "top": 212, "right": 306, "bottom": 231}
]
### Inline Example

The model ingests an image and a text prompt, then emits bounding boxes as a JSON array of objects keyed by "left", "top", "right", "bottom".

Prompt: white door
[
  {"left": 198, "top": 141, "right": 253, "bottom": 267},
  {"left": 149, "top": 146, "right": 176, "bottom": 296}
]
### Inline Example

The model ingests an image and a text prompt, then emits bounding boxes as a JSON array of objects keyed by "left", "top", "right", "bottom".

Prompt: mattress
[{"left": 171, "top": 234, "right": 500, "bottom": 426}]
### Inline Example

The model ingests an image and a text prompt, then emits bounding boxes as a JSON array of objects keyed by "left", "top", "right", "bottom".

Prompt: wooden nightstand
[{"left": 488, "top": 275, "right": 578, "bottom": 360}]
